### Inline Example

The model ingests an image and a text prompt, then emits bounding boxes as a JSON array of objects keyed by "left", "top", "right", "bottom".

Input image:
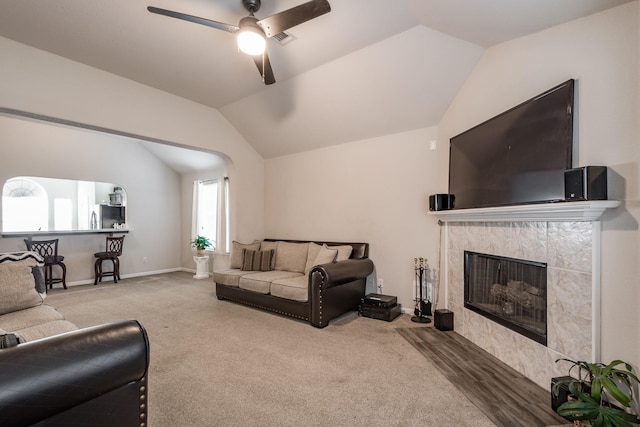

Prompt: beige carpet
[{"left": 46, "top": 272, "right": 496, "bottom": 426}]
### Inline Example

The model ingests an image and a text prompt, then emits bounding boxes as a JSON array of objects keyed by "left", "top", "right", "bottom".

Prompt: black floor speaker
[
  {"left": 564, "top": 166, "right": 607, "bottom": 201},
  {"left": 434, "top": 309, "right": 454, "bottom": 331}
]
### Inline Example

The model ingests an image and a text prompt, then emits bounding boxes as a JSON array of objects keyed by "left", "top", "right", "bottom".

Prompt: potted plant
[
  {"left": 190, "top": 235, "right": 213, "bottom": 256},
  {"left": 553, "top": 358, "right": 640, "bottom": 427}
]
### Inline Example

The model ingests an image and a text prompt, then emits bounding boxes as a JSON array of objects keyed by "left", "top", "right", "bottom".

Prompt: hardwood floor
[{"left": 396, "top": 326, "right": 568, "bottom": 427}]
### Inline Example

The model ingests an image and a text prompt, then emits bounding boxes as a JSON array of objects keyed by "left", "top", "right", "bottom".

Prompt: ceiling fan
[{"left": 147, "top": 0, "right": 331, "bottom": 85}]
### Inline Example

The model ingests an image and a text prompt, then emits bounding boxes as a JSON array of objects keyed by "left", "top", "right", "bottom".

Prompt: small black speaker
[
  {"left": 434, "top": 309, "right": 454, "bottom": 331},
  {"left": 429, "top": 194, "right": 455, "bottom": 211},
  {"left": 564, "top": 166, "right": 607, "bottom": 201}
]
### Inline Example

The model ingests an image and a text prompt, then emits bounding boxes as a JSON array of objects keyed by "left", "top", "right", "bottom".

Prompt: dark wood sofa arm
[{"left": 0, "top": 320, "right": 149, "bottom": 427}]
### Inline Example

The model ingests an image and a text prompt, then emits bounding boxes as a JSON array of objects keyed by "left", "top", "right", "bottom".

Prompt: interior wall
[
  {"left": 0, "top": 116, "right": 181, "bottom": 282},
  {"left": 265, "top": 127, "right": 441, "bottom": 310},
  {"left": 0, "top": 35, "right": 265, "bottom": 249},
  {"left": 437, "top": 2, "right": 640, "bottom": 366}
]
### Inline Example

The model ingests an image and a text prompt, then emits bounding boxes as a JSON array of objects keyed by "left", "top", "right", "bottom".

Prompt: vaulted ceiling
[{"left": 0, "top": 0, "right": 632, "bottom": 161}]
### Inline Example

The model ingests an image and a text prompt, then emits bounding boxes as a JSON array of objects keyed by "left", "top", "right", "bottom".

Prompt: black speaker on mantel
[
  {"left": 564, "top": 166, "right": 607, "bottom": 201},
  {"left": 429, "top": 194, "right": 455, "bottom": 211}
]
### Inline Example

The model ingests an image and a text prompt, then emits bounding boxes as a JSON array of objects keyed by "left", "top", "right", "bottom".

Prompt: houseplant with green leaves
[
  {"left": 553, "top": 358, "right": 640, "bottom": 427},
  {"left": 190, "top": 235, "right": 213, "bottom": 256}
]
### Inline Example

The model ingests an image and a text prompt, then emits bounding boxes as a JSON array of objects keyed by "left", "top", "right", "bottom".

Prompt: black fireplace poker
[{"left": 412, "top": 257, "right": 432, "bottom": 324}]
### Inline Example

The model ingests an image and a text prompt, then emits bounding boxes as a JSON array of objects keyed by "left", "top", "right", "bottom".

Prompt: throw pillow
[
  {"left": 314, "top": 245, "right": 338, "bottom": 267},
  {"left": 0, "top": 252, "right": 46, "bottom": 296},
  {"left": 327, "top": 245, "right": 353, "bottom": 261},
  {"left": 229, "top": 240, "right": 261, "bottom": 269},
  {"left": 0, "top": 259, "right": 44, "bottom": 315},
  {"left": 304, "top": 242, "right": 322, "bottom": 274},
  {"left": 259, "top": 241, "right": 278, "bottom": 269},
  {"left": 241, "top": 249, "right": 275, "bottom": 272}
]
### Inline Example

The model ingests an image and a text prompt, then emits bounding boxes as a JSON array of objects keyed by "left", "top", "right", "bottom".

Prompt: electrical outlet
[
  {"left": 142, "top": 257, "right": 148, "bottom": 263},
  {"left": 377, "top": 279, "right": 383, "bottom": 290}
]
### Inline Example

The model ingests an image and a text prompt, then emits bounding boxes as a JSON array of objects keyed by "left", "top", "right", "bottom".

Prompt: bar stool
[
  {"left": 24, "top": 238, "right": 67, "bottom": 290},
  {"left": 94, "top": 235, "right": 125, "bottom": 285}
]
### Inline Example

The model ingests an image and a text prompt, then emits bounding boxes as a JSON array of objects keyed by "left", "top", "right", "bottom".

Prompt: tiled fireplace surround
[{"left": 432, "top": 201, "right": 619, "bottom": 389}]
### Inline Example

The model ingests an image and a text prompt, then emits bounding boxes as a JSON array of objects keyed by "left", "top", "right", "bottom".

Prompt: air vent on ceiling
[{"left": 272, "top": 31, "right": 296, "bottom": 46}]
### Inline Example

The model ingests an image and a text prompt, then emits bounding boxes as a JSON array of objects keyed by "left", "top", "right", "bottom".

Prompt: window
[
  {"left": 2, "top": 178, "right": 48, "bottom": 232},
  {"left": 195, "top": 180, "right": 217, "bottom": 247},
  {"left": 54, "top": 198, "right": 72, "bottom": 230},
  {"left": 192, "top": 178, "right": 229, "bottom": 253}
]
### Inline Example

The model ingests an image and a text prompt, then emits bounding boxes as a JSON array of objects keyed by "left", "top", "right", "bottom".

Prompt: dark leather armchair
[{"left": 0, "top": 320, "right": 149, "bottom": 427}]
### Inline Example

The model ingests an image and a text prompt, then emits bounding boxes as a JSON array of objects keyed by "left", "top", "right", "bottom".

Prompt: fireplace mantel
[{"left": 429, "top": 200, "right": 620, "bottom": 223}]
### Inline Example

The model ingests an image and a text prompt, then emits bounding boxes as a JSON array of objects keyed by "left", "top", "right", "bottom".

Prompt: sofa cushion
[
  {"left": 0, "top": 304, "right": 65, "bottom": 332},
  {"left": 327, "top": 245, "right": 353, "bottom": 261},
  {"left": 0, "top": 259, "right": 43, "bottom": 315},
  {"left": 212, "top": 269, "right": 255, "bottom": 287},
  {"left": 229, "top": 240, "right": 261, "bottom": 269},
  {"left": 14, "top": 319, "right": 78, "bottom": 342},
  {"left": 260, "top": 241, "right": 278, "bottom": 251},
  {"left": 270, "top": 276, "right": 309, "bottom": 302},
  {"left": 241, "top": 249, "right": 274, "bottom": 272},
  {"left": 239, "top": 271, "right": 303, "bottom": 294},
  {"left": 274, "top": 242, "right": 309, "bottom": 274}
]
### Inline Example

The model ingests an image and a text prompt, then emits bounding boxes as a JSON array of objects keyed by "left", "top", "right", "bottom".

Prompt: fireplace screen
[{"left": 464, "top": 251, "right": 547, "bottom": 345}]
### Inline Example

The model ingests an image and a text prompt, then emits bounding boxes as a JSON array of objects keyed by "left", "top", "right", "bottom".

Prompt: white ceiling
[
  {"left": 136, "top": 139, "right": 227, "bottom": 174},
  {"left": 0, "top": 0, "right": 632, "bottom": 165}
]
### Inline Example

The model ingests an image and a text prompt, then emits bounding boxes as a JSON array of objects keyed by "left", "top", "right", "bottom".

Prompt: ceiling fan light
[{"left": 237, "top": 28, "right": 266, "bottom": 56}]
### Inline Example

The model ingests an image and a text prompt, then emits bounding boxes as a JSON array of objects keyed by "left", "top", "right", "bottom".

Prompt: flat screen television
[{"left": 448, "top": 79, "right": 574, "bottom": 209}]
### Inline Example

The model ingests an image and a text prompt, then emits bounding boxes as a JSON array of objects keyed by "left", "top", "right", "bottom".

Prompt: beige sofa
[
  {"left": 0, "top": 251, "right": 77, "bottom": 341},
  {"left": 214, "top": 239, "right": 374, "bottom": 328}
]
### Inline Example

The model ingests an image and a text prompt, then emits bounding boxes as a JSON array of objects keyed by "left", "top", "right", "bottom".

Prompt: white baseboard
[{"left": 64, "top": 268, "right": 184, "bottom": 287}]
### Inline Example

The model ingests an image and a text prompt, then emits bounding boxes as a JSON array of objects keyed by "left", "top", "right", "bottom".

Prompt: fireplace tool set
[{"left": 412, "top": 257, "right": 432, "bottom": 323}]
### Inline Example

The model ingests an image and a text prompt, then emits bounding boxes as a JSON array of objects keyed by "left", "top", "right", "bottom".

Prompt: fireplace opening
[{"left": 464, "top": 251, "right": 547, "bottom": 345}]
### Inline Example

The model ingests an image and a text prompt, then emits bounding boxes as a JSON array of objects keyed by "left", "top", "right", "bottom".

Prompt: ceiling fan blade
[
  {"left": 257, "top": 0, "right": 331, "bottom": 38},
  {"left": 147, "top": 6, "right": 239, "bottom": 33},
  {"left": 251, "top": 52, "right": 276, "bottom": 85}
]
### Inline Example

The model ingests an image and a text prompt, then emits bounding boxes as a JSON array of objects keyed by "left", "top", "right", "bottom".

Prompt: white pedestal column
[{"left": 193, "top": 256, "right": 210, "bottom": 279}]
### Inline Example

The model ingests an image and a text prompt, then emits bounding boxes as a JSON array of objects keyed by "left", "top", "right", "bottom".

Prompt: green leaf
[
  {"left": 591, "top": 376, "right": 602, "bottom": 401},
  {"left": 600, "top": 376, "right": 630, "bottom": 407}
]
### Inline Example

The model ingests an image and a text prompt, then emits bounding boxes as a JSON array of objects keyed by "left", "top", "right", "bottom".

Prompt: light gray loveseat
[{"left": 213, "top": 239, "right": 374, "bottom": 328}]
